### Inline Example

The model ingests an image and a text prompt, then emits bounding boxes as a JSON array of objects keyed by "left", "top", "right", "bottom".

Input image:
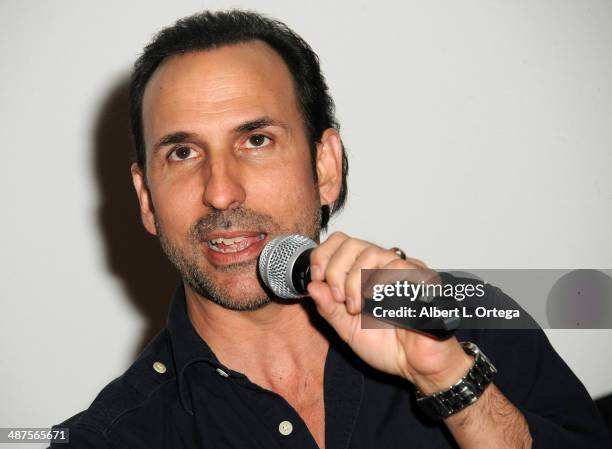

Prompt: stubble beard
[{"left": 156, "top": 206, "right": 321, "bottom": 311}]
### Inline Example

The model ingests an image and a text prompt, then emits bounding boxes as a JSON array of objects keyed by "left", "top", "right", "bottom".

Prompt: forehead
[{"left": 142, "top": 40, "right": 301, "bottom": 150}]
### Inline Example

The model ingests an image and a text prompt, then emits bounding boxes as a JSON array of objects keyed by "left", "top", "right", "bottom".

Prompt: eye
[
  {"left": 244, "top": 134, "right": 271, "bottom": 149},
  {"left": 168, "top": 146, "right": 197, "bottom": 161}
]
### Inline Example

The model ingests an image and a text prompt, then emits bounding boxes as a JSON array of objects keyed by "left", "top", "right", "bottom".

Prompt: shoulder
[{"left": 50, "top": 329, "right": 176, "bottom": 446}]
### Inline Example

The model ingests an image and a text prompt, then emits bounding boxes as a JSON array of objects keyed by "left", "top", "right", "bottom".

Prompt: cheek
[
  {"left": 149, "top": 175, "right": 205, "bottom": 234},
  {"left": 250, "top": 161, "right": 319, "bottom": 220}
]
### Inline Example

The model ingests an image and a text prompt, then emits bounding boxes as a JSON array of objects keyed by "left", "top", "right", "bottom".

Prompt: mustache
[{"left": 189, "top": 208, "right": 280, "bottom": 242}]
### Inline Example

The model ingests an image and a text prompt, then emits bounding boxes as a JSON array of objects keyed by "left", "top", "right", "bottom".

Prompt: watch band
[{"left": 415, "top": 341, "right": 497, "bottom": 420}]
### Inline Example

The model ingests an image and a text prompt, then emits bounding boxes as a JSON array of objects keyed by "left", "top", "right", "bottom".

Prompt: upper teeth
[
  {"left": 208, "top": 234, "right": 266, "bottom": 245},
  {"left": 209, "top": 236, "right": 247, "bottom": 245}
]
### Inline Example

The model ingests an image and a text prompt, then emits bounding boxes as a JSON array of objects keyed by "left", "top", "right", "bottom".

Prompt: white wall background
[{"left": 1, "top": 0, "right": 611, "bottom": 444}]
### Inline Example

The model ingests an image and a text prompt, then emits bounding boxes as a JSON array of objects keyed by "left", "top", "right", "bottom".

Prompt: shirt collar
[
  {"left": 166, "top": 284, "right": 221, "bottom": 415},
  {"left": 164, "top": 284, "right": 365, "bottom": 422}
]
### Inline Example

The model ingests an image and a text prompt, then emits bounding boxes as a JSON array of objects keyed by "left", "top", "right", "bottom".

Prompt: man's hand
[
  {"left": 307, "top": 232, "right": 532, "bottom": 449},
  {"left": 307, "top": 231, "right": 472, "bottom": 393}
]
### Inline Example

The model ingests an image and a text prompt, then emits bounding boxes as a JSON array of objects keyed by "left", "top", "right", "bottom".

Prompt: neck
[{"left": 184, "top": 283, "right": 329, "bottom": 392}]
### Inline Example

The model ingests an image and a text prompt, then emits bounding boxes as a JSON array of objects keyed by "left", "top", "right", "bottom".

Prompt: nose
[{"left": 202, "top": 154, "right": 246, "bottom": 211}]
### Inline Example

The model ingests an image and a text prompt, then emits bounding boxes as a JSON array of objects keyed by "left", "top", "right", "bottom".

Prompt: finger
[
  {"left": 382, "top": 258, "right": 441, "bottom": 285},
  {"left": 403, "top": 256, "right": 428, "bottom": 270},
  {"left": 309, "top": 231, "right": 349, "bottom": 281},
  {"left": 361, "top": 257, "right": 426, "bottom": 303},
  {"left": 306, "top": 280, "right": 336, "bottom": 317},
  {"left": 385, "top": 246, "right": 428, "bottom": 269},
  {"left": 307, "top": 280, "right": 357, "bottom": 343},
  {"left": 345, "top": 247, "right": 399, "bottom": 314},
  {"left": 323, "top": 237, "right": 371, "bottom": 303}
]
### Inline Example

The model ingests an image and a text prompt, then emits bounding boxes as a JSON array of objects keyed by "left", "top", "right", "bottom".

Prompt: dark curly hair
[{"left": 129, "top": 9, "right": 348, "bottom": 229}]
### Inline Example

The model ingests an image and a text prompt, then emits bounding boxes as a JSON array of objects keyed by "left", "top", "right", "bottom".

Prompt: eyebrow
[
  {"left": 154, "top": 131, "right": 194, "bottom": 151},
  {"left": 152, "top": 116, "right": 289, "bottom": 154},
  {"left": 233, "top": 116, "right": 289, "bottom": 133}
]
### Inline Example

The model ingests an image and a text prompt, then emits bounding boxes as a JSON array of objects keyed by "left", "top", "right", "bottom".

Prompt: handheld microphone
[
  {"left": 258, "top": 234, "right": 459, "bottom": 339},
  {"left": 258, "top": 234, "right": 316, "bottom": 299}
]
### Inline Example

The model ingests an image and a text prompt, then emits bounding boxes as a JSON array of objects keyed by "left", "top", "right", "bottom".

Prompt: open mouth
[{"left": 206, "top": 233, "right": 266, "bottom": 254}]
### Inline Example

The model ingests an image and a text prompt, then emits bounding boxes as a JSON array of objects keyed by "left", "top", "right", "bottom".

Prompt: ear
[
  {"left": 131, "top": 163, "right": 157, "bottom": 236},
  {"left": 315, "top": 128, "right": 343, "bottom": 206}
]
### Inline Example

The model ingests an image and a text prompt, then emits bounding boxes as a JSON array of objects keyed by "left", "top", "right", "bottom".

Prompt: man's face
[{"left": 133, "top": 41, "right": 334, "bottom": 310}]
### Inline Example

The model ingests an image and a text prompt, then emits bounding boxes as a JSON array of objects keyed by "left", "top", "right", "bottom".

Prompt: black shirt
[{"left": 51, "top": 286, "right": 612, "bottom": 448}]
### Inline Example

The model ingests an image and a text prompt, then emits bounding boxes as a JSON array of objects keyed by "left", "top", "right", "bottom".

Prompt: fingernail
[
  {"left": 331, "top": 287, "right": 343, "bottom": 302},
  {"left": 311, "top": 265, "right": 322, "bottom": 281},
  {"left": 346, "top": 297, "right": 354, "bottom": 312}
]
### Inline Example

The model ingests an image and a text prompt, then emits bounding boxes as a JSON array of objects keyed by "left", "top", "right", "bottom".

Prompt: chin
[
  {"left": 189, "top": 267, "right": 271, "bottom": 311},
  {"left": 207, "top": 289, "right": 272, "bottom": 312}
]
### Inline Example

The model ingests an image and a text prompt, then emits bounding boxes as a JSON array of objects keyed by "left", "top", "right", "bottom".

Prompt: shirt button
[
  {"left": 152, "top": 361, "right": 167, "bottom": 374},
  {"left": 278, "top": 420, "right": 293, "bottom": 436},
  {"left": 215, "top": 368, "right": 229, "bottom": 378}
]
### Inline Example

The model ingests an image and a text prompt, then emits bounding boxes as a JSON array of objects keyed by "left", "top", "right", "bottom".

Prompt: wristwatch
[{"left": 415, "top": 341, "right": 497, "bottom": 420}]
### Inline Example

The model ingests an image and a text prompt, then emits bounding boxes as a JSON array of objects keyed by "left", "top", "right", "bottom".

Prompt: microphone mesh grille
[{"left": 259, "top": 234, "right": 316, "bottom": 299}]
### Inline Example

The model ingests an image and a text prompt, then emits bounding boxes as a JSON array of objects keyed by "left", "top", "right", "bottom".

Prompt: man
[{"left": 51, "top": 10, "right": 612, "bottom": 448}]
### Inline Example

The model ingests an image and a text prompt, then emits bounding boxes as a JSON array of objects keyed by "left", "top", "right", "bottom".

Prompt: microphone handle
[{"left": 292, "top": 246, "right": 457, "bottom": 340}]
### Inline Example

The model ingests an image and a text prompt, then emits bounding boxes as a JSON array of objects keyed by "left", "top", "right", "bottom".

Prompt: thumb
[
  {"left": 307, "top": 280, "right": 337, "bottom": 318},
  {"left": 307, "top": 281, "right": 355, "bottom": 340}
]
